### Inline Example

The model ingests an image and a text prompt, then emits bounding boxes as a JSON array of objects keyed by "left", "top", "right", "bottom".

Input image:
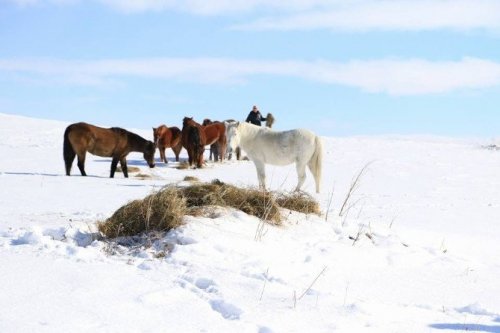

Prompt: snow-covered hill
[{"left": 0, "top": 113, "right": 499, "bottom": 332}]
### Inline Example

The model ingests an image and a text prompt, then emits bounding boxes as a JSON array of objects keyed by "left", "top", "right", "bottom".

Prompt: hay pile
[
  {"left": 98, "top": 180, "right": 320, "bottom": 238},
  {"left": 98, "top": 186, "right": 186, "bottom": 238},
  {"left": 181, "top": 180, "right": 280, "bottom": 224}
]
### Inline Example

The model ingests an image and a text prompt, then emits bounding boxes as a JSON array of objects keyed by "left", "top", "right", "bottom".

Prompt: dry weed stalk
[
  {"left": 324, "top": 185, "right": 335, "bottom": 222},
  {"left": 254, "top": 189, "right": 275, "bottom": 241},
  {"left": 343, "top": 282, "right": 350, "bottom": 307},
  {"left": 349, "top": 224, "right": 365, "bottom": 246},
  {"left": 298, "top": 266, "right": 328, "bottom": 301},
  {"left": 339, "top": 162, "right": 373, "bottom": 217},
  {"left": 259, "top": 268, "right": 269, "bottom": 301}
]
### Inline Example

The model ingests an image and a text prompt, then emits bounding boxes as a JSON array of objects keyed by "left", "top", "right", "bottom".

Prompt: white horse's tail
[{"left": 308, "top": 135, "right": 323, "bottom": 193}]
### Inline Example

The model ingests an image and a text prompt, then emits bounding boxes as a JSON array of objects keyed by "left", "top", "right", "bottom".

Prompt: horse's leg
[
  {"left": 188, "top": 150, "right": 193, "bottom": 166},
  {"left": 161, "top": 147, "right": 167, "bottom": 163},
  {"left": 110, "top": 157, "right": 119, "bottom": 178},
  {"left": 120, "top": 157, "right": 128, "bottom": 178},
  {"left": 212, "top": 144, "right": 219, "bottom": 162},
  {"left": 172, "top": 142, "right": 182, "bottom": 162},
  {"left": 307, "top": 160, "right": 320, "bottom": 193},
  {"left": 236, "top": 147, "right": 241, "bottom": 160},
  {"left": 76, "top": 152, "right": 87, "bottom": 176},
  {"left": 220, "top": 141, "right": 226, "bottom": 162},
  {"left": 197, "top": 149, "right": 204, "bottom": 168},
  {"left": 253, "top": 160, "right": 266, "bottom": 190},
  {"left": 295, "top": 161, "right": 307, "bottom": 192}
]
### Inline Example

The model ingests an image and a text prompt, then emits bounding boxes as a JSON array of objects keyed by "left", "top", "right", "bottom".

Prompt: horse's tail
[
  {"left": 63, "top": 125, "right": 76, "bottom": 176},
  {"left": 190, "top": 126, "right": 204, "bottom": 168},
  {"left": 308, "top": 135, "right": 323, "bottom": 193}
]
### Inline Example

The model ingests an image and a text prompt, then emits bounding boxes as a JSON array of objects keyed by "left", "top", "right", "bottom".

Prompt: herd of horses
[{"left": 63, "top": 115, "right": 323, "bottom": 193}]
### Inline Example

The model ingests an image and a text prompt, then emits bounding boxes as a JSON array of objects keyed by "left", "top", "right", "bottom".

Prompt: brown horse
[
  {"left": 202, "top": 119, "right": 226, "bottom": 162},
  {"left": 63, "top": 122, "right": 156, "bottom": 178},
  {"left": 181, "top": 117, "right": 206, "bottom": 168},
  {"left": 152, "top": 125, "right": 182, "bottom": 163}
]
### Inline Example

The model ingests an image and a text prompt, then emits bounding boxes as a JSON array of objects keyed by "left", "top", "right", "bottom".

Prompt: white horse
[{"left": 225, "top": 121, "right": 323, "bottom": 193}]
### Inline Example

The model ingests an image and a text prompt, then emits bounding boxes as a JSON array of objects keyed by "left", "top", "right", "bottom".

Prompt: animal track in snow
[
  {"left": 209, "top": 299, "right": 243, "bottom": 320},
  {"left": 194, "top": 277, "right": 218, "bottom": 293}
]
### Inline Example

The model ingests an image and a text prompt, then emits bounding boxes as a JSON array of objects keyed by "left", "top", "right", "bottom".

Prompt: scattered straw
[
  {"left": 176, "top": 162, "right": 190, "bottom": 170},
  {"left": 275, "top": 192, "right": 321, "bottom": 215},
  {"left": 135, "top": 173, "right": 152, "bottom": 179},
  {"left": 116, "top": 166, "right": 141, "bottom": 173},
  {"left": 183, "top": 176, "right": 200, "bottom": 182}
]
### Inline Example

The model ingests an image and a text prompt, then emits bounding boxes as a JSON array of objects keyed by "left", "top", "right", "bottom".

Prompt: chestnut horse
[
  {"left": 202, "top": 119, "right": 227, "bottom": 162},
  {"left": 63, "top": 122, "right": 156, "bottom": 178},
  {"left": 181, "top": 117, "right": 206, "bottom": 168},
  {"left": 152, "top": 125, "right": 182, "bottom": 163}
]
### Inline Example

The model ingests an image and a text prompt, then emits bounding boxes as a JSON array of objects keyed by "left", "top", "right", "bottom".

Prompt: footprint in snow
[
  {"left": 195, "top": 277, "right": 218, "bottom": 293},
  {"left": 258, "top": 326, "right": 274, "bottom": 333},
  {"left": 209, "top": 299, "right": 243, "bottom": 320}
]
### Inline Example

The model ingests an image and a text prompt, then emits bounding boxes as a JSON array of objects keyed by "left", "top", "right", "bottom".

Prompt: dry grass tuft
[
  {"left": 98, "top": 186, "right": 187, "bottom": 238},
  {"left": 180, "top": 179, "right": 281, "bottom": 224},
  {"left": 99, "top": 180, "right": 321, "bottom": 238},
  {"left": 275, "top": 192, "right": 321, "bottom": 215},
  {"left": 116, "top": 166, "right": 141, "bottom": 173},
  {"left": 176, "top": 162, "right": 190, "bottom": 170},
  {"left": 135, "top": 173, "right": 152, "bottom": 179},
  {"left": 183, "top": 175, "right": 200, "bottom": 182}
]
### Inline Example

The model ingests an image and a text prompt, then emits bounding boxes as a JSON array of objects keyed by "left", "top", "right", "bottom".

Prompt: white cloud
[
  {"left": 5, "top": 0, "right": 79, "bottom": 6},
  {"left": 95, "top": 0, "right": 342, "bottom": 15},
  {"left": 7, "top": 0, "right": 500, "bottom": 32},
  {"left": 232, "top": 0, "right": 500, "bottom": 32},
  {"left": 1, "top": 57, "right": 500, "bottom": 95}
]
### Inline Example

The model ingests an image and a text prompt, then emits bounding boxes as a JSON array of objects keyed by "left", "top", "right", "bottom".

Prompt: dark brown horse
[
  {"left": 181, "top": 117, "right": 206, "bottom": 168},
  {"left": 202, "top": 119, "right": 226, "bottom": 162},
  {"left": 63, "top": 122, "right": 156, "bottom": 178},
  {"left": 152, "top": 125, "right": 182, "bottom": 163}
]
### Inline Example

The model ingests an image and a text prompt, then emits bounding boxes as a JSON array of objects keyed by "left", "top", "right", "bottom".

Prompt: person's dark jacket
[{"left": 245, "top": 111, "right": 267, "bottom": 126}]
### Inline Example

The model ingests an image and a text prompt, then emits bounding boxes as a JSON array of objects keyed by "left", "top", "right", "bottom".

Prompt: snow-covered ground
[{"left": 0, "top": 113, "right": 499, "bottom": 332}]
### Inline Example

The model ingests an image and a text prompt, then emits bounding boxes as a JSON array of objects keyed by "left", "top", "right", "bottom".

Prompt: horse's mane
[
  {"left": 111, "top": 127, "right": 148, "bottom": 144},
  {"left": 238, "top": 122, "right": 268, "bottom": 136}
]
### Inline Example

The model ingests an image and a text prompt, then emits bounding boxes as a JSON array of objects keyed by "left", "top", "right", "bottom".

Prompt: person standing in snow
[{"left": 245, "top": 105, "right": 267, "bottom": 126}]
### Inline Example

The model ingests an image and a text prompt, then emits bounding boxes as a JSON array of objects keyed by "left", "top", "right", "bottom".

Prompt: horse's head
[
  {"left": 152, "top": 127, "right": 159, "bottom": 147},
  {"left": 202, "top": 119, "right": 212, "bottom": 126},
  {"left": 182, "top": 117, "right": 194, "bottom": 127},
  {"left": 225, "top": 121, "right": 240, "bottom": 150},
  {"left": 144, "top": 141, "right": 156, "bottom": 168},
  {"left": 153, "top": 125, "right": 166, "bottom": 147}
]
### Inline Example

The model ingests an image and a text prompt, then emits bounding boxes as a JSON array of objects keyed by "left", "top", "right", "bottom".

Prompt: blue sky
[{"left": 1, "top": 0, "right": 499, "bottom": 136}]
